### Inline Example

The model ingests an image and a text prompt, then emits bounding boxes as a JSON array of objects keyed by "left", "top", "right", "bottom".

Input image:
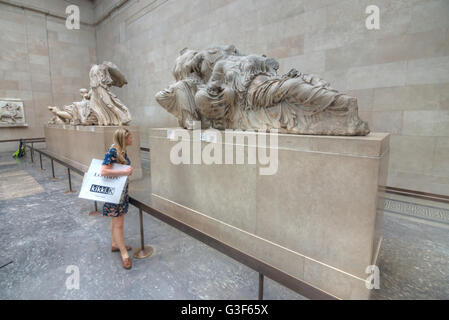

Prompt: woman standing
[{"left": 101, "top": 128, "right": 134, "bottom": 269}]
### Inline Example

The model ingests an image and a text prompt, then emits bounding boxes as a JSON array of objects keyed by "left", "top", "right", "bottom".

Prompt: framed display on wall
[{"left": 0, "top": 99, "right": 27, "bottom": 127}]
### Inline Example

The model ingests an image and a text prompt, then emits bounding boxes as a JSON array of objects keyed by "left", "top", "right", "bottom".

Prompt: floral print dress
[{"left": 102, "top": 147, "right": 130, "bottom": 217}]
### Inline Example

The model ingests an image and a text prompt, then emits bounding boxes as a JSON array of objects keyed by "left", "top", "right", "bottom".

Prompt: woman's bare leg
[
  {"left": 110, "top": 219, "right": 117, "bottom": 247},
  {"left": 111, "top": 215, "right": 128, "bottom": 259}
]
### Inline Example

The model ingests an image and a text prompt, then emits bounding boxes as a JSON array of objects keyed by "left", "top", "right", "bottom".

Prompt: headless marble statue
[
  {"left": 47, "top": 61, "right": 131, "bottom": 126},
  {"left": 89, "top": 61, "right": 131, "bottom": 126},
  {"left": 156, "top": 45, "right": 370, "bottom": 136}
]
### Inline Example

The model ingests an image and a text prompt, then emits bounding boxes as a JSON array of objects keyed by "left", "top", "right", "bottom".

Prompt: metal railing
[
  {"left": 0, "top": 138, "right": 45, "bottom": 143},
  {"left": 4, "top": 139, "right": 336, "bottom": 300}
]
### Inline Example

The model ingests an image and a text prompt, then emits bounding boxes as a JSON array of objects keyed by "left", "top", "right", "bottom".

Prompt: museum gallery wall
[
  {"left": 0, "top": 0, "right": 447, "bottom": 301},
  {"left": 1, "top": 2, "right": 449, "bottom": 197},
  {"left": 95, "top": 0, "right": 449, "bottom": 196},
  {"left": 0, "top": 0, "right": 96, "bottom": 151}
]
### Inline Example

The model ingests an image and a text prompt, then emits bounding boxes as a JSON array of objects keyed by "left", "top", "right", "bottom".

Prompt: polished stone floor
[{"left": 0, "top": 149, "right": 448, "bottom": 300}]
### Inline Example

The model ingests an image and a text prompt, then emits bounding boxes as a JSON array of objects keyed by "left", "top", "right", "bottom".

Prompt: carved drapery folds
[
  {"left": 47, "top": 61, "right": 131, "bottom": 126},
  {"left": 156, "top": 45, "right": 370, "bottom": 136}
]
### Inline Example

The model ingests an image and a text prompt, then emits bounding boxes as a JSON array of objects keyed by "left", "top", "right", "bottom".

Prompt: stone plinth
[
  {"left": 44, "top": 125, "right": 142, "bottom": 180},
  {"left": 149, "top": 128, "right": 389, "bottom": 299}
]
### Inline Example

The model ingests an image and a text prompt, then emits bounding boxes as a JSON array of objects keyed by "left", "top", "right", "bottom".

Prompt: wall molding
[
  {"left": 0, "top": 0, "right": 130, "bottom": 26},
  {"left": 384, "top": 186, "right": 449, "bottom": 205}
]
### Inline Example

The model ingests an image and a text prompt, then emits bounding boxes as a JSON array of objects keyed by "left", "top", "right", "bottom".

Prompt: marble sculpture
[
  {"left": 156, "top": 45, "right": 370, "bottom": 135},
  {"left": 47, "top": 61, "right": 131, "bottom": 126},
  {"left": 0, "top": 101, "right": 25, "bottom": 125}
]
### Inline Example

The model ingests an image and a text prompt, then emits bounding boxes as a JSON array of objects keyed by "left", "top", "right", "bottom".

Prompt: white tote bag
[{"left": 78, "top": 159, "right": 129, "bottom": 204}]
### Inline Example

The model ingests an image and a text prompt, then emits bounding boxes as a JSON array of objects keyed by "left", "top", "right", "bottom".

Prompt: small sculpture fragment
[
  {"left": 47, "top": 88, "right": 97, "bottom": 125},
  {"left": 47, "top": 106, "right": 72, "bottom": 124}
]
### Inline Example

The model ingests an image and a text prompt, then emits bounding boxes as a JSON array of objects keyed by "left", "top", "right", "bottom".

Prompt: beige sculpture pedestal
[
  {"left": 149, "top": 128, "right": 390, "bottom": 299},
  {"left": 44, "top": 125, "right": 142, "bottom": 180}
]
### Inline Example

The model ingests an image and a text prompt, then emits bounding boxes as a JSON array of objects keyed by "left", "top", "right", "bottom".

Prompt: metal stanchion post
[
  {"left": 258, "top": 273, "right": 264, "bottom": 300},
  {"left": 30, "top": 144, "right": 34, "bottom": 163},
  {"left": 39, "top": 153, "right": 44, "bottom": 170},
  {"left": 89, "top": 201, "right": 100, "bottom": 216},
  {"left": 133, "top": 208, "right": 154, "bottom": 259},
  {"left": 64, "top": 168, "right": 76, "bottom": 193},
  {"left": 49, "top": 159, "right": 57, "bottom": 180}
]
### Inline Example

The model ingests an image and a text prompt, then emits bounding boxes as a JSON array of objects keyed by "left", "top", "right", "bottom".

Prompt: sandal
[
  {"left": 111, "top": 245, "right": 132, "bottom": 252},
  {"left": 121, "top": 257, "right": 132, "bottom": 269}
]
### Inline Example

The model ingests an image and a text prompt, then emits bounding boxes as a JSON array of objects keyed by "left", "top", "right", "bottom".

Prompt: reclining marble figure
[
  {"left": 156, "top": 45, "right": 370, "bottom": 135},
  {"left": 47, "top": 106, "right": 72, "bottom": 124},
  {"left": 48, "top": 88, "right": 97, "bottom": 125},
  {"left": 47, "top": 61, "right": 131, "bottom": 126}
]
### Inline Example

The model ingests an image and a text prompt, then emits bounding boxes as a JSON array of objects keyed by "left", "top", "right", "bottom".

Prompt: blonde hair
[{"left": 112, "top": 127, "right": 130, "bottom": 164}]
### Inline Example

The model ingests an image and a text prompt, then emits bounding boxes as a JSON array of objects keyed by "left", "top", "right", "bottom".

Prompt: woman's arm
[{"left": 100, "top": 164, "right": 133, "bottom": 177}]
